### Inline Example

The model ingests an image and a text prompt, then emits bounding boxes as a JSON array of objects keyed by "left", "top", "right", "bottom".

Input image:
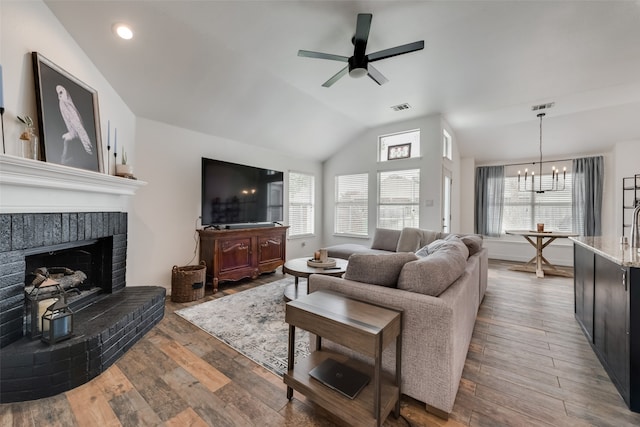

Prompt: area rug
[{"left": 175, "top": 277, "right": 310, "bottom": 377}]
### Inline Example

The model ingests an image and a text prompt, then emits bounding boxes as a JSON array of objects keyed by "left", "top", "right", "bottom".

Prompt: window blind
[
  {"left": 288, "top": 172, "right": 314, "bottom": 236},
  {"left": 378, "top": 169, "right": 420, "bottom": 230},
  {"left": 502, "top": 164, "right": 574, "bottom": 233},
  {"left": 335, "top": 173, "right": 368, "bottom": 236}
]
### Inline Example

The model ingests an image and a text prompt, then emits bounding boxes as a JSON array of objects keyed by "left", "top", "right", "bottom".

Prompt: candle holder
[
  {"left": 25, "top": 278, "right": 66, "bottom": 339},
  {"left": 41, "top": 298, "right": 74, "bottom": 344}
]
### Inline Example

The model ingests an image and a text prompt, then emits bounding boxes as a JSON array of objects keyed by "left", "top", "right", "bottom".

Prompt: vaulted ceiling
[{"left": 45, "top": 1, "right": 640, "bottom": 163}]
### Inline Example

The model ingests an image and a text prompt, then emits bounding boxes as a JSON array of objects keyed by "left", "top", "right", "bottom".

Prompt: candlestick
[{"left": 0, "top": 64, "right": 4, "bottom": 111}]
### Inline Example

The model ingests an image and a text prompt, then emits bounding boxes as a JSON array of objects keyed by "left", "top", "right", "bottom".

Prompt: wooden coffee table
[
  {"left": 284, "top": 290, "right": 402, "bottom": 427},
  {"left": 282, "top": 257, "right": 348, "bottom": 301}
]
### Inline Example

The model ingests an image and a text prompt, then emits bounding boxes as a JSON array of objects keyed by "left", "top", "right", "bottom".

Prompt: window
[
  {"left": 288, "top": 172, "right": 314, "bottom": 236},
  {"left": 335, "top": 173, "right": 368, "bottom": 236},
  {"left": 443, "top": 129, "right": 452, "bottom": 160},
  {"left": 501, "top": 164, "right": 574, "bottom": 233},
  {"left": 379, "top": 129, "right": 420, "bottom": 162},
  {"left": 378, "top": 169, "right": 420, "bottom": 230}
]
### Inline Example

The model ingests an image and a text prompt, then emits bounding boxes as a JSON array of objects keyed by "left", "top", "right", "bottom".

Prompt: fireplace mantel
[{"left": 0, "top": 154, "right": 146, "bottom": 213}]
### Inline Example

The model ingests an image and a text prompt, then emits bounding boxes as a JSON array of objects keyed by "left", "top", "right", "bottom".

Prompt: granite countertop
[{"left": 570, "top": 236, "right": 640, "bottom": 268}]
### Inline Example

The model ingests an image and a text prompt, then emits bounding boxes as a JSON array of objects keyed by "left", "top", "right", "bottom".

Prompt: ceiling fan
[{"left": 298, "top": 13, "right": 424, "bottom": 87}]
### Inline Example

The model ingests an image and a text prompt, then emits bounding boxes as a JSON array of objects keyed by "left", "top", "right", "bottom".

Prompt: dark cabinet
[
  {"left": 593, "top": 255, "right": 629, "bottom": 398},
  {"left": 258, "top": 235, "right": 286, "bottom": 267},
  {"left": 219, "top": 237, "right": 252, "bottom": 273},
  {"left": 573, "top": 242, "right": 639, "bottom": 412},
  {"left": 198, "top": 226, "right": 288, "bottom": 292},
  {"left": 574, "top": 245, "right": 595, "bottom": 341}
]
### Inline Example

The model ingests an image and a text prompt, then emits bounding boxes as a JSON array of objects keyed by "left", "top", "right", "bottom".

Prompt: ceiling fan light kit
[{"left": 298, "top": 13, "right": 424, "bottom": 87}]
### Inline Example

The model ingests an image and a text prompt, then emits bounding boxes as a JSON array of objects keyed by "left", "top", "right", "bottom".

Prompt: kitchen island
[{"left": 571, "top": 236, "right": 640, "bottom": 412}]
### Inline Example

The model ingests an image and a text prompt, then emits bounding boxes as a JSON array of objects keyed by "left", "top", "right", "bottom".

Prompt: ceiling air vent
[
  {"left": 531, "top": 102, "right": 555, "bottom": 111},
  {"left": 390, "top": 103, "right": 411, "bottom": 111}
]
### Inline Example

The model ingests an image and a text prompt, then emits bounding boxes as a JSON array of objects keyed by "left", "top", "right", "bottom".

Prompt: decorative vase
[
  {"left": 115, "top": 164, "right": 133, "bottom": 176},
  {"left": 19, "top": 127, "right": 38, "bottom": 160}
]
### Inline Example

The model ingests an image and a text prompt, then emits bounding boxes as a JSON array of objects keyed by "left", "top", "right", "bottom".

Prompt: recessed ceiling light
[{"left": 113, "top": 23, "right": 133, "bottom": 40}]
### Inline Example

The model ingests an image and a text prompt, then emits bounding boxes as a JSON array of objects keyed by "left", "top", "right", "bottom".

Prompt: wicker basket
[{"left": 171, "top": 261, "right": 206, "bottom": 303}]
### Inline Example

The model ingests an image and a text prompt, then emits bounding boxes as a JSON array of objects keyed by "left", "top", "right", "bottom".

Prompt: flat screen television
[{"left": 201, "top": 157, "right": 284, "bottom": 227}]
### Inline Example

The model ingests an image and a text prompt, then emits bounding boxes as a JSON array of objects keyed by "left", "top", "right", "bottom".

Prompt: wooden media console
[{"left": 198, "top": 226, "right": 288, "bottom": 292}]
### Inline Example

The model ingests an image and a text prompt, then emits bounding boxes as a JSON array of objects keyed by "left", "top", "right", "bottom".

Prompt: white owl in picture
[{"left": 56, "top": 84, "right": 93, "bottom": 164}]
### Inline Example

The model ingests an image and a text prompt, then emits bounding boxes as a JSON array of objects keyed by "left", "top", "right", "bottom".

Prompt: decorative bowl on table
[{"left": 307, "top": 258, "right": 337, "bottom": 268}]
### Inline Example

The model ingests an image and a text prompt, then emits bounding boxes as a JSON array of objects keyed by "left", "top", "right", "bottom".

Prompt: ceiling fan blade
[
  {"left": 298, "top": 50, "right": 349, "bottom": 62},
  {"left": 368, "top": 40, "right": 425, "bottom": 62},
  {"left": 322, "top": 66, "right": 349, "bottom": 87},
  {"left": 367, "top": 64, "right": 388, "bottom": 85},
  {"left": 354, "top": 13, "right": 372, "bottom": 43},
  {"left": 353, "top": 13, "right": 372, "bottom": 57}
]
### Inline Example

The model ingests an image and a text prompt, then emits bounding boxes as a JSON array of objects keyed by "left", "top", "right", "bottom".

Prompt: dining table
[{"left": 505, "top": 230, "right": 578, "bottom": 278}]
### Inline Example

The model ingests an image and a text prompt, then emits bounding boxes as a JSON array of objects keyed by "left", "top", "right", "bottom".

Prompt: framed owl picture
[{"left": 32, "top": 52, "right": 103, "bottom": 172}]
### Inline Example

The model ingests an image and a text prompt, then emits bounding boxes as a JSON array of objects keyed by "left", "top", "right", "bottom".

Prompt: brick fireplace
[
  {"left": 0, "top": 212, "right": 165, "bottom": 403},
  {"left": 1, "top": 212, "right": 126, "bottom": 346}
]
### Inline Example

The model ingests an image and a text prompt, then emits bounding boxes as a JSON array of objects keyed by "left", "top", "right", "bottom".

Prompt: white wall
[
  {"left": 322, "top": 114, "right": 457, "bottom": 247},
  {"left": 613, "top": 140, "right": 640, "bottom": 238},
  {"left": 459, "top": 157, "right": 476, "bottom": 234},
  {"left": 1, "top": 1, "right": 135, "bottom": 176},
  {"left": 129, "top": 118, "right": 323, "bottom": 289}
]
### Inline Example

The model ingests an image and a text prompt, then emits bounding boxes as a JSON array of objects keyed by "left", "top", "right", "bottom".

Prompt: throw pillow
[
  {"left": 398, "top": 239, "right": 469, "bottom": 296},
  {"left": 344, "top": 252, "right": 418, "bottom": 287},
  {"left": 415, "top": 244, "right": 430, "bottom": 257},
  {"left": 426, "top": 238, "right": 448, "bottom": 255},
  {"left": 444, "top": 233, "right": 483, "bottom": 256},
  {"left": 396, "top": 227, "right": 422, "bottom": 252},
  {"left": 370, "top": 228, "right": 402, "bottom": 252}
]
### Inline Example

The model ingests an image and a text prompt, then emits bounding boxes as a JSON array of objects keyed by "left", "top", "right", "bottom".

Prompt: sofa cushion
[
  {"left": 444, "top": 234, "right": 483, "bottom": 256},
  {"left": 397, "top": 238, "right": 469, "bottom": 296},
  {"left": 371, "top": 228, "right": 401, "bottom": 252},
  {"left": 344, "top": 252, "right": 418, "bottom": 287},
  {"left": 397, "top": 228, "right": 440, "bottom": 252},
  {"left": 326, "top": 244, "right": 388, "bottom": 260}
]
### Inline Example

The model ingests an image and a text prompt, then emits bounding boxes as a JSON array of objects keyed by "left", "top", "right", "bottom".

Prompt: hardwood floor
[{"left": 2, "top": 260, "right": 640, "bottom": 426}]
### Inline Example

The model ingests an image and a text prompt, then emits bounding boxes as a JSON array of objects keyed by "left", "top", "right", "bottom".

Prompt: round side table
[{"left": 282, "top": 257, "right": 348, "bottom": 301}]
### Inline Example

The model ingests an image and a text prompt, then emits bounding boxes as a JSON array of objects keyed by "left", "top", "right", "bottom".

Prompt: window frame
[
  {"left": 443, "top": 128, "right": 452, "bottom": 160},
  {"left": 378, "top": 129, "right": 421, "bottom": 162}
]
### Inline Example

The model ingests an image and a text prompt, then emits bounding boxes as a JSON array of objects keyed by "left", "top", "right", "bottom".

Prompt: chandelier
[{"left": 517, "top": 110, "right": 566, "bottom": 193}]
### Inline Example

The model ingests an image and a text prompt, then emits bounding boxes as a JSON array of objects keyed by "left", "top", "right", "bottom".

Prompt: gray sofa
[{"left": 308, "top": 227, "right": 488, "bottom": 418}]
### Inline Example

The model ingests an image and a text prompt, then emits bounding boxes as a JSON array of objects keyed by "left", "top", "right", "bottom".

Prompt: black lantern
[
  {"left": 41, "top": 298, "right": 74, "bottom": 344},
  {"left": 25, "top": 278, "right": 65, "bottom": 339}
]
